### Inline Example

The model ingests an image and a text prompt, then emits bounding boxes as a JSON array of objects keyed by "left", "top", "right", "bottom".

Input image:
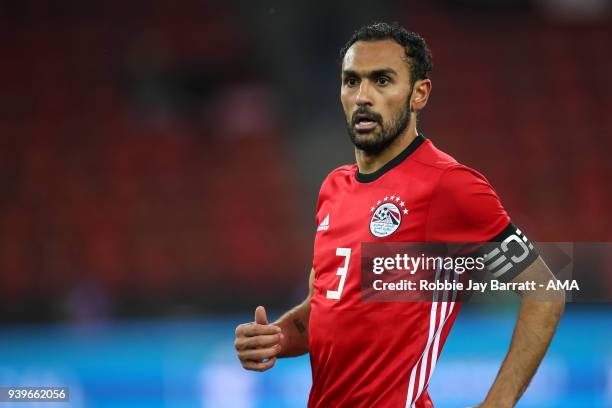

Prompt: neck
[{"left": 355, "top": 125, "right": 418, "bottom": 174}]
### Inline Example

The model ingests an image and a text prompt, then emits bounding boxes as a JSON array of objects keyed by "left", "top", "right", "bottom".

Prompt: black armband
[{"left": 482, "top": 223, "right": 539, "bottom": 282}]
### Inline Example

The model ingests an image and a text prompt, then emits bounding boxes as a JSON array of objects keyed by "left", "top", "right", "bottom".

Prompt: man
[{"left": 234, "top": 22, "right": 564, "bottom": 407}]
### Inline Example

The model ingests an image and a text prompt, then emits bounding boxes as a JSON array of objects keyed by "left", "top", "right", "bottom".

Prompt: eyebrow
[{"left": 342, "top": 68, "right": 398, "bottom": 78}]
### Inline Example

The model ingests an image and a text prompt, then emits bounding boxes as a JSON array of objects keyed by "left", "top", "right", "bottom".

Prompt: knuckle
[{"left": 243, "top": 338, "right": 255, "bottom": 350}]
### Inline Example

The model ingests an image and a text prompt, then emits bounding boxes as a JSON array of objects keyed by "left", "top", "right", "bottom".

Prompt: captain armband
[{"left": 482, "top": 223, "right": 539, "bottom": 282}]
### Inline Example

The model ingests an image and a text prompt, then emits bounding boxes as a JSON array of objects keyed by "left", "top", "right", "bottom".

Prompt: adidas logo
[{"left": 317, "top": 214, "right": 330, "bottom": 231}]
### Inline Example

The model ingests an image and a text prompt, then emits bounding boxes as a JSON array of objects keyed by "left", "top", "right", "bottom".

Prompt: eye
[
  {"left": 376, "top": 76, "right": 390, "bottom": 86},
  {"left": 345, "top": 76, "right": 359, "bottom": 87}
]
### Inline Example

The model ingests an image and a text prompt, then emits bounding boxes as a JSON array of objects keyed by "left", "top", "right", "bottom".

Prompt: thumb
[{"left": 254, "top": 305, "right": 268, "bottom": 325}]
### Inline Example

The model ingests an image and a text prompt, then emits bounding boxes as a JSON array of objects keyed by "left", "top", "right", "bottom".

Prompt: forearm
[
  {"left": 483, "top": 297, "right": 564, "bottom": 407},
  {"left": 273, "top": 298, "right": 311, "bottom": 357}
]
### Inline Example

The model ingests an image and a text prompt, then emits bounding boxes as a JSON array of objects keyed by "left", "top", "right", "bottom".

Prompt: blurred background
[{"left": 0, "top": 0, "right": 611, "bottom": 407}]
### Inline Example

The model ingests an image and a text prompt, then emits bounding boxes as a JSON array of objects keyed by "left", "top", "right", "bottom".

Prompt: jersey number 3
[{"left": 326, "top": 247, "right": 351, "bottom": 300}]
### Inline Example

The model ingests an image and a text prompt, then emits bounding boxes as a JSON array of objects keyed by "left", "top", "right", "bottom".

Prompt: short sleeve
[{"left": 426, "top": 165, "right": 510, "bottom": 242}]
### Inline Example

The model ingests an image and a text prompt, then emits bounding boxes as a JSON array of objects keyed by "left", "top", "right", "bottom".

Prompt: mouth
[{"left": 353, "top": 113, "right": 379, "bottom": 132}]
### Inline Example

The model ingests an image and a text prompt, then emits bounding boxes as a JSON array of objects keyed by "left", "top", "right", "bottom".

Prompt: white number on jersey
[{"left": 326, "top": 247, "right": 351, "bottom": 300}]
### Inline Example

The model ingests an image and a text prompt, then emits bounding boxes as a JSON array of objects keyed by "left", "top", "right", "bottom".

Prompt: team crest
[{"left": 369, "top": 194, "right": 408, "bottom": 238}]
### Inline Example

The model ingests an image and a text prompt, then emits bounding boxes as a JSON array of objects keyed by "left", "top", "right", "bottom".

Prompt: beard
[{"left": 346, "top": 93, "right": 412, "bottom": 154}]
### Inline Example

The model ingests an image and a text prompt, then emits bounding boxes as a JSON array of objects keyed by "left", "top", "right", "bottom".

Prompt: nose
[{"left": 355, "top": 81, "right": 373, "bottom": 106}]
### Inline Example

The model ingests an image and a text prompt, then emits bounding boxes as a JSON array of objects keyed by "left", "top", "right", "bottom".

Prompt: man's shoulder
[
  {"left": 411, "top": 138, "right": 462, "bottom": 171},
  {"left": 315, "top": 164, "right": 356, "bottom": 207},
  {"left": 412, "top": 138, "right": 490, "bottom": 183},
  {"left": 393, "top": 139, "right": 501, "bottom": 206},
  {"left": 320, "top": 164, "right": 356, "bottom": 186},
  {"left": 327, "top": 163, "right": 356, "bottom": 176}
]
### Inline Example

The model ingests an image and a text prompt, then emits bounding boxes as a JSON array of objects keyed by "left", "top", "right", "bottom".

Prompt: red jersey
[{"left": 308, "top": 135, "right": 510, "bottom": 407}]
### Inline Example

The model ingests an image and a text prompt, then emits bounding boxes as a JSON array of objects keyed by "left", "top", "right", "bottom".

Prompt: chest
[{"left": 312, "top": 178, "right": 435, "bottom": 305}]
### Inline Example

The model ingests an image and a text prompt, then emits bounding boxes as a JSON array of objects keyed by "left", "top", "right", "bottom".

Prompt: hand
[{"left": 234, "top": 306, "right": 284, "bottom": 372}]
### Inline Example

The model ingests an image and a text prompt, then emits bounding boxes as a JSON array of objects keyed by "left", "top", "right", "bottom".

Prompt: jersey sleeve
[
  {"left": 426, "top": 165, "right": 510, "bottom": 242},
  {"left": 314, "top": 165, "right": 353, "bottom": 227},
  {"left": 426, "top": 165, "right": 540, "bottom": 282}
]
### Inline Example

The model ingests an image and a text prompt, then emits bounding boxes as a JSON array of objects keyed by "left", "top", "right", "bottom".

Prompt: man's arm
[
  {"left": 478, "top": 257, "right": 565, "bottom": 407},
  {"left": 234, "top": 268, "right": 314, "bottom": 371},
  {"left": 273, "top": 268, "right": 314, "bottom": 357}
]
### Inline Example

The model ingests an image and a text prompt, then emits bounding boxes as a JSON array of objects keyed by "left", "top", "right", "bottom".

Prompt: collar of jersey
[{"left": 355, "top": 134, "right": 426, "bottom": 183}]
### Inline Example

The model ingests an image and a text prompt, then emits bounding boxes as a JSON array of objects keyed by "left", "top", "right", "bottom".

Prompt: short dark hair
[{"left": 339, "top": 22, "right": 433, "bottom": 83}]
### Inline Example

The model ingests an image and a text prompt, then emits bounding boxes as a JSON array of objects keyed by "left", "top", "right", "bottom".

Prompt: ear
[{"left": 410, "top": 79, "right": 432, "bottom": 112}]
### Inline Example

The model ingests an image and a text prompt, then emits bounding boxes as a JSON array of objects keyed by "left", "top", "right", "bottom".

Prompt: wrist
[{"left": 481, "top": 395, "right": 514, "bottom": 408}]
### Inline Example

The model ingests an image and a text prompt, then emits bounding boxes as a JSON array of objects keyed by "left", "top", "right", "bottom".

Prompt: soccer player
[{"left": 234, "top": 22, "right": 565, "bottom": 407}]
